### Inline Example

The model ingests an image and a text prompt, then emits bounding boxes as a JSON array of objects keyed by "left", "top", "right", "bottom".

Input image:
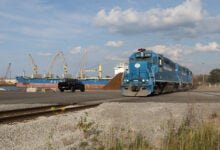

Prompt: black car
[{"left": 58, "top": 79, "right": 85, "bottom": 92}]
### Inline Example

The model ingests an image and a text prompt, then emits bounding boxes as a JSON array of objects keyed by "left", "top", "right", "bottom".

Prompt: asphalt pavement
[{"left": 0, "top": 88, "right": 219, "bottom": 105}]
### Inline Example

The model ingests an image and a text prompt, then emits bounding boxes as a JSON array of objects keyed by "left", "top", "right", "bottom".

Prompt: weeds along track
[
  {"left": 191, "top": 90, "right": 220, "bottom": 97},
  {"left": 0, "top": 103, "right": 101, "bottom": 124}
]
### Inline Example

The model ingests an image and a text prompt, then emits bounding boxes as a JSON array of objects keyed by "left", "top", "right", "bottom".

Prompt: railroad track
[{"left": 0, "top": 103, "right": 101, "bottom": 124}]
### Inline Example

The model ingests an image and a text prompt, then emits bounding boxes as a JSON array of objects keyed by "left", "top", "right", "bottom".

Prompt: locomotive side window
[
  {"left": 159, "top": 57, "right": 163, "bottom": 67},
  {"left": 163, "top": 58, "right": 174, "bottom": 71}
]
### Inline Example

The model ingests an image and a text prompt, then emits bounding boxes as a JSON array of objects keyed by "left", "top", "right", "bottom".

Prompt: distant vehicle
[
  {"left": 121, "top": 48, "right": 193, "bottom": 96},
  {"left": 58, "top": 79, "right": 85, "bottom": 92}
]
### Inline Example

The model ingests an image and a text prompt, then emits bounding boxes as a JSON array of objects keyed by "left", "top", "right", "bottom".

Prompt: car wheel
[
  {"left": 60, "top": 89, "right": 64, "bottom": 92},
  {"left": 71, "top": 87, "right": 75, "bottom": 92},
  {"left": 80, "top": 87, "right": 85, "bottom": 92}
]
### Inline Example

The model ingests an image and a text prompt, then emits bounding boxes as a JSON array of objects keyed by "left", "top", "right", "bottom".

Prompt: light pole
[{"left": 202, "top": 62, "right": 205, "bottom": 86}]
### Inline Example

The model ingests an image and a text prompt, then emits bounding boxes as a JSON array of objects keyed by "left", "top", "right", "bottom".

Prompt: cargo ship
[
  {"left": 16, "top": 76, "right": 111, "bottom": 89},
  {"left": 15, "top": 63, "right": 127, "bottom": 90},
  {"left": 15, "top": 64, "right": 111, "bottom": 89},
  {"left": 15, "top": 51, "right": 127, "bottom": 90},
  {"left": 16, "top": 52, "right": 112, "bottom": 89}
]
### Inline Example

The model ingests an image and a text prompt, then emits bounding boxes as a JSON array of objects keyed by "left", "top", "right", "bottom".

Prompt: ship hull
[{"left": 16, "top": 76, "right": 110, "bottom": 90}]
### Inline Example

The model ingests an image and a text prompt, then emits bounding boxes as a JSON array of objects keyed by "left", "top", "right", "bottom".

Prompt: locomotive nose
[
  {"left": 132, "top": 62, "right": 149, "bottom": 80},
  {"left": 121, "top": 61, "right": 153, "bottom": 96}
]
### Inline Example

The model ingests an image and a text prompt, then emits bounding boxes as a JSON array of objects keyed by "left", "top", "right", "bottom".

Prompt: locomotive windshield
[{"left": 134, "top": 52, "right": 152, "bottom": 62}]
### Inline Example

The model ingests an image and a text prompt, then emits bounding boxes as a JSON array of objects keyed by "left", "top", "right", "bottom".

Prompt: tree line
[{"left": 194, "top": 69, "right": 220, "bottom": 84}]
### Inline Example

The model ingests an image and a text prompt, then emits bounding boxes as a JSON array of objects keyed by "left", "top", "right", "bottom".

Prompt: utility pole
[{"left": 202, "top": 62, "right": 205, "bottom": 86}]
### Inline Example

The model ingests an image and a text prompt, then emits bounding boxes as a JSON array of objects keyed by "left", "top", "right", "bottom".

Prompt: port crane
[
  {"left": 78, "top": 50, "right": 88, "bottom": 79},
  {"left": 60, "top": 52, "right": 68, "bottom": 75},
  {"left": 0, "top": 63, "right": 12, "bottom": 85},
  {"left": 84, "top": 65, "right": 102, "bottom": 79},
  {"left": 3, "top": 63, "right": 11, "bottom": 79},
  {"left": 29, "top": 54, "right": 38, "bottom": 74},
  {"left": 46, "top": 52, "right": 60, "bottom": 78},
  {"left": 46, "top": 52, "right": 70, "bottom": 78},
  {"left": 78, "top": 50, "right": 102, "bottom": 79},
  {"left": 28, "top": 54, "right": 42, "bottom": 78}
]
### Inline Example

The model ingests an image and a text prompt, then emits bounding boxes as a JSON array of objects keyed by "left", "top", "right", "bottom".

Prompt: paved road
[{"left": 0, "top": 88, "right": 220, "bottom": 105}]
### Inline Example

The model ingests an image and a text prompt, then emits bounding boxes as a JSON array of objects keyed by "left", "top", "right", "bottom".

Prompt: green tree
[{"left": 208, "top": 69, "right": 220, "bottom": 84}]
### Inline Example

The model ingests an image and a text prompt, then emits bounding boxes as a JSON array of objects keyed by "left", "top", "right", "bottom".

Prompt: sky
[{"left": 0, "top": 0, "right": 220, "bottom": 78}]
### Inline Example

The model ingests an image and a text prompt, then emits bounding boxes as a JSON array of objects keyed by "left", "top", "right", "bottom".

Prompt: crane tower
[{"left": 29, "top": 54, "right": 42, "bottom": 78}]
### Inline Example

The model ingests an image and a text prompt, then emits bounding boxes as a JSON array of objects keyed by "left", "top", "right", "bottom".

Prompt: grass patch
[
  {"left": 162, "top": 121, "right": 220, "bottom": 150},
  {"left": 77, "top": 112, "right": 95, "bottom": 138},
  {"left": 162, "top": 110, "right": 220, "bottom": 150},
  {"left": 100, "top": 132, "right": 149, "bottom": 150},
  {"left": 76, "top": 110, "right": 219, "bottom": 150}
]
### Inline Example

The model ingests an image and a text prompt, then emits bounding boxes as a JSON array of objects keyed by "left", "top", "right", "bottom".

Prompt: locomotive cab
[{"left": 121, "top": 48, "right": 157, "bottom": 96}]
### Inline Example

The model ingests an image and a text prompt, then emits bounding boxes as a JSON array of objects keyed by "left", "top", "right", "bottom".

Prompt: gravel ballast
[{"left": 0, "top": 102, "right": 220, "bottom": 149}]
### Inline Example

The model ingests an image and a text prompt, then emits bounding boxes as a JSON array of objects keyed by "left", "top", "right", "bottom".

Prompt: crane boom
[
  {"left": 78, "top": 50, "right": 88, "bottom": 79},
  {"left": 77, "top": 50, "right": 102, "bottom": 79},
  {"left": 60, "top": 52, "right": 68, "bottom": 74},
  {"left": 29, "top": 54, "right": 38, "bottom": 74},
  {"left": 84, "top": 64, "right": 102, "bottom": 78},
  {"left": 45, "top": 52, "right": 71, "bottom": 78},
  {"left": 47, "top": 52, "right": 60, "bottom": 78},
  {"left": 4, "top": 63, "right": 11, "bottom": 79}
]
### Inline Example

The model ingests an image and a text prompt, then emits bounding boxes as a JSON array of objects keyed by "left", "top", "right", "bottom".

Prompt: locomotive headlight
[
  {"left": 142, "top": 79, "right": 145, "bottom": 82},
  {"left": 124, "top": 79, "right": 129, "bottom": 83}
]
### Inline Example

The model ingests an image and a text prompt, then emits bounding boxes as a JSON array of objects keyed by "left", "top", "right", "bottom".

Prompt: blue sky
[{"left": 0, "top": 0, "right": 220, "bottom": 78}]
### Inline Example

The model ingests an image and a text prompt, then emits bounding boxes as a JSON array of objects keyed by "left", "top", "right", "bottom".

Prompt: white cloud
[
  {"left": 94, "top": 0, "right": 204, "bottom": 34},
  {"left": 146, "top": 44, "right": 195, "bottom": 62},
  {"left": 70, "top": 46, "right": 83, "bottom": 54},
  {"left": 148, "top": 45, "right": 181, "bottom": 61},
  {"left": 195, "top": 42, "right": 220, "bottom": 51},
  {"left": 105, "top": 41, "right": 123, "bottom": 47},
  {"left": 145, "top": 42, "right": 220, "bottom": 62}
]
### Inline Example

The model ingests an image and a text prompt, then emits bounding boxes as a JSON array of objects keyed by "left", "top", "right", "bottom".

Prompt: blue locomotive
[{"left": 121, "top": 48, "right": 193, "bottom": 96}]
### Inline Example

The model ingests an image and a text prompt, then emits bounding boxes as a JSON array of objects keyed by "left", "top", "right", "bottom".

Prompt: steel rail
[
  {"left": 0, "top": 103, "right": 100, "bottom": 124},
  {"left": 0, "top": 104, "right": 75, "bottom": 118}
]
